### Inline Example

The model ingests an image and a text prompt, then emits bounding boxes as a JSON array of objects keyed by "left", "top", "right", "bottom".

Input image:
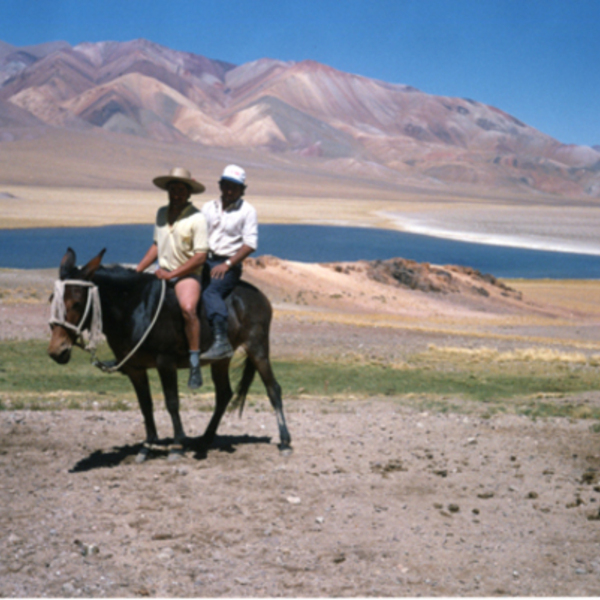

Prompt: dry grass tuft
[
  {"left": 424, "top": 344, "right": 591, "bottom": 365},
  {"left": 0, "top": 286, "right": 45, "bottom": 304}
]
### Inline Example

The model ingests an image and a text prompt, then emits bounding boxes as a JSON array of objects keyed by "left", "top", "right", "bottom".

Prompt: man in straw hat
[
  {"left": 136, "top": 167, "right": 208, "bottom": 389},
  {"left": 200, "top": 164, "right": 257, "bottom": 360}
]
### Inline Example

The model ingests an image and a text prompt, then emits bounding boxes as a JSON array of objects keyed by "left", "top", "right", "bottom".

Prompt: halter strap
[
  {"left": 49, "top": 280, "right": 103, "bottom": 350},
  {"left": 49, "top": 277, "right": 167, "bottom": 373}
]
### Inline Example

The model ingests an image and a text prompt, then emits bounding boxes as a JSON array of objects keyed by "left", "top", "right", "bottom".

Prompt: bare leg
[
  {"left": 174, "top": 278, "right": 201, "bottom": 351},
  {"left": 175, "top": 277, "right": 203, "bottom": 388}
]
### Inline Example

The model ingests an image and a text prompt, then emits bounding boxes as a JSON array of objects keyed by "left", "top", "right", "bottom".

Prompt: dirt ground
[{"left": 3, "top": 264, "right": 600, "bottom": 596}]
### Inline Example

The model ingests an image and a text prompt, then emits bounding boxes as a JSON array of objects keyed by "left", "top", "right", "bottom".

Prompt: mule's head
[{"left": 47, "top": 247, "right": 105, "bottom": 364}]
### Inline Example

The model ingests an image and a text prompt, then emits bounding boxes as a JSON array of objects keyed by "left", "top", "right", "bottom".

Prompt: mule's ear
[
  {"left": 80, "top": 248, "right": 106, "bottom": 281},
  {"left": 59, "top": 247, "right": 77, "bottom": 280}
]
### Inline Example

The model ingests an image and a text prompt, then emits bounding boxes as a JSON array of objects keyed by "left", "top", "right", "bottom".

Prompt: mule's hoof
[
  {"left": 278, "top": 444, "right": 293, "bottom": 456},
  {"left": 168, "top": 445, "right": 185, "bottom": 461},
  {"left": 135, "top": 446, "right": 151, "bottom": 463}
]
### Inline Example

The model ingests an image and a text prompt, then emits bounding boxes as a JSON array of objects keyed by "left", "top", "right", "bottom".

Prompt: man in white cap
[
  {"left": 200, "top": 164, "right": 258, "bottom": 360},
  {"left": 136, "top": 167, "right": 208, "bottom": 389}
]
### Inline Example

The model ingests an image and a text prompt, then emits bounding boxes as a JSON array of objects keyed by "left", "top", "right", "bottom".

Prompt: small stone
[
  {"left": 157, "top": 548, "right": 174, "bottom": 560},
  {"left": 477, "top": 492, "right": 494, "bottom": 499},
  {"left": 448, "top": 503, "right": 460, "bottom": 513},
  {"left": 75, "top": 540, "right": 99, "bottom": 556},
  {"left": 62, "top": 583, "right": 76, "bottom": 595},
  {"left": 286, "top": 496, "right": 301, "bottom": 505},
  {"left": 315, "top": 516, "right": 324, "bottom": 524}
]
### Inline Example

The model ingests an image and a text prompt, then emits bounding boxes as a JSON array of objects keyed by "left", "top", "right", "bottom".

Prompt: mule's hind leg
[
  {"left": 125, "top": 367, "right": 158, "bottom": 462},
  {"left": 251, "top": 355, "right": 292, "bottom": 451},
  {"left": 199, "top": 359, "right": 233, "bottom": 450},
  {"left": 156, "top": 357, "right": 187, "bottom": 459}
]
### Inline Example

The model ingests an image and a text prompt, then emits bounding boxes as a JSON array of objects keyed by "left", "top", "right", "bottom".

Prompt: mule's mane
[
  {"left": 92, "top": 264, "right": 155, "bottom": 289},
  {"left": 96, "top": 264, "right": 144, "bottom": 279}
]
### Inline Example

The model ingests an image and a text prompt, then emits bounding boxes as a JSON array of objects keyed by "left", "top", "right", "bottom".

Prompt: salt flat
[{"left": 3, "top": 183, "right": 600, "bottom": 260}]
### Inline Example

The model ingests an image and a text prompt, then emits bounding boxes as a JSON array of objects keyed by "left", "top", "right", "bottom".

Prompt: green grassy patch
[{"left": 2, "top": 340, "right": 600, "bottom": 420}]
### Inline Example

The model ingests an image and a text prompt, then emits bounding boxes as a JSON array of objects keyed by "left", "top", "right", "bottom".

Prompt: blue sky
[{"left": 2, "top": 0, "right": 599, "bottom": 147}]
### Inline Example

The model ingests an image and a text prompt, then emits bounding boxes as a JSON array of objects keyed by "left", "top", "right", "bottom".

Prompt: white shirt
[
  {"left": 153, "top": 203, "right": 208, "bottom": 273},
  {"left": 201, "top": 197, "right": 258, "bottom": 257}
]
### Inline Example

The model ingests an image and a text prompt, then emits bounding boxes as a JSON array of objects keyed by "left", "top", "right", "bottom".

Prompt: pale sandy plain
[
  {"left": 3, "top": 130, "right": 600, "bottom": 596},
  {"left": 3, "top": 127, "right": 600, "bottom": 257}
]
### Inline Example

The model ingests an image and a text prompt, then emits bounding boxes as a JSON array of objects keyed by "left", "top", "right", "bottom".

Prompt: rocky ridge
[{"left": 1, "top": 38, "right": 599, "bottom": 197}]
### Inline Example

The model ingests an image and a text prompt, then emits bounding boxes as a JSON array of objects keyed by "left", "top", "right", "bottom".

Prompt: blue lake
[{"left": 1, "top": 223, "right": 600, "bottom": 279}]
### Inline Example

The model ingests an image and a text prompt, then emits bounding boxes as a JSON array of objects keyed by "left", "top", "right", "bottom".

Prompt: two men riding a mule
[
  {"left": 48, "top": 164, "right": 291, "bottom": 457},
  {"left": 136, "top": 164, "right": 257, "bottom": 389}
]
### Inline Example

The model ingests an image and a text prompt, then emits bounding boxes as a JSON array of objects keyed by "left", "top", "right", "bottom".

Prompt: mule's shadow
[{"left": 69, "top": 433, "right": 272, "bottom": 472}]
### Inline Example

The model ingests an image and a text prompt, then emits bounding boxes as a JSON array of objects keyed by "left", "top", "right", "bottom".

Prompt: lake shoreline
[{"left": 2, "top": 223, "right": 600, "bottom": 278}]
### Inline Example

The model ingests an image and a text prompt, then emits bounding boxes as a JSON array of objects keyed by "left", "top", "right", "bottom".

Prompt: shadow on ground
[{"left": 69, "top": 434, "right": 273, "bottom": 471}]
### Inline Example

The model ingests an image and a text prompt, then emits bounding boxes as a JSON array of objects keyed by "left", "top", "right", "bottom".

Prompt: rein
[{"left": 49, "top": 278, "right": 167, "bottom": 373}]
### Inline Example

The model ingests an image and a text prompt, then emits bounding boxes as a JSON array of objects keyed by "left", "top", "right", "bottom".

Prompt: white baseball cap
[{"left": 220, "top": 164, "right": 246, "bottom": 186}]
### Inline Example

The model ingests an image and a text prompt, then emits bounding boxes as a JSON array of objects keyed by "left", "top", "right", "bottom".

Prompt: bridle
[
  {"left": 49, "top": 277, "right": 166, "bottom": 373},
  {"left": 49, "top": 279, "right": 102, "bottom": 350}
]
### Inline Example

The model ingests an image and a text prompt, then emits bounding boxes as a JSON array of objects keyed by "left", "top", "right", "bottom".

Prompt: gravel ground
[
  {"left": 2, "top": 402, "right": 600, "bottom": 597},
  {"left": 3, "top": 266, "right": 600, "bottom": 596}
]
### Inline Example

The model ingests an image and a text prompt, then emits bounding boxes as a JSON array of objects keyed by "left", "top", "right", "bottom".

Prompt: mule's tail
[{"left": 231, "top": 356, "right": 257, "bottom": 417}]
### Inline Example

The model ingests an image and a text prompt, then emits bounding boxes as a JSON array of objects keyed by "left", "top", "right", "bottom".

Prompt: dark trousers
[{"left": 203, "top": 257, "right": 241, "bottom": 323}]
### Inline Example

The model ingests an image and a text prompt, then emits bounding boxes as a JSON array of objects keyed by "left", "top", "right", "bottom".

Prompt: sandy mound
[{"left": 243, "top": 256, "right": 556, "bottom": 320}]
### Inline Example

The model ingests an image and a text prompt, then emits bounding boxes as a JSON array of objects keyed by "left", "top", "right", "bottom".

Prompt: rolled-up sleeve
[{"left": 242, "top": 205, "right": 258, "bottom": 250}]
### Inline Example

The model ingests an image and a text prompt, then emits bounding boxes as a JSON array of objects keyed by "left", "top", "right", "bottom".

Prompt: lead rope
[
  {"left": 92, "top": 279, "right": 167, "bottom": 373},
  {"left": 50, "top": 278, "right": 167, "bottom": 373}
]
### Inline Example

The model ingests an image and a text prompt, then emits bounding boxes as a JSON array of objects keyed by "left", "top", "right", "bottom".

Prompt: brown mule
[{"left": 48, "top": 247, "right": 292, "bottom": 461}]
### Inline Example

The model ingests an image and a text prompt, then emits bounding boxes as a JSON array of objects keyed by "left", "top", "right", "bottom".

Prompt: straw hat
[{"left": 153, "top": 167, "right": 205, "bottom": 194}]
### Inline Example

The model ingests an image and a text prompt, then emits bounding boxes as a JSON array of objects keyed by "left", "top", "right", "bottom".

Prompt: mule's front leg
[
  {"left": 156, "top": 356, "right": 187, "bottom": 459},
  {"left": 199, "top": 360, "right": 233, "bottom": 450},
  {"left": 125, "top": 367, "right": 158, "bottom": 462}
]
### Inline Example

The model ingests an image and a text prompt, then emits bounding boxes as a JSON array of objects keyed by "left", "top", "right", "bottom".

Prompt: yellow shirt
[{"left": 153, "top": 203, "right": 208, "bottom": 274}]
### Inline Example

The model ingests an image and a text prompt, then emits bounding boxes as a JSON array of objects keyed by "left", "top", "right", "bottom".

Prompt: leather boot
[{"left": 201, "top": 317, "right": 234, "bottom": 360}]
